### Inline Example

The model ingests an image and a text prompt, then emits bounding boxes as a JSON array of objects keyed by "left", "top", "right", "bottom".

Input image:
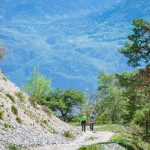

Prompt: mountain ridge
[{"left": 0, "top": 0, "right": 150, "bottom": 91}]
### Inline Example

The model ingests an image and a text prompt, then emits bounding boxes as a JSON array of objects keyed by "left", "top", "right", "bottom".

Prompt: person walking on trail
[
  {"left": 89, "top": 112, "right": 95, "bottom": 131},
  {"left": 80, "top": 114, "right": 87, "bottom": 132}
]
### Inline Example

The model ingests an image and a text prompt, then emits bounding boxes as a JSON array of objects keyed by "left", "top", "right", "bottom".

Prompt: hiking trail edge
[{"left": 34, "top": 131, "right": 114, "bottom": 150}]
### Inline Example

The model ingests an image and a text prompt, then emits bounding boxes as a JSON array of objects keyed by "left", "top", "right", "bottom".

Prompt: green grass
[
  {"left": 3, "top": 76, "right": 8, "bottom": 81},
  {"left": 0, "top": 110, "right": 4, "bottom": 120},
  {"left": 8, "top": 145, "right": 18, "bottom": 150},
  {"left": 11, "top": 105, "right": 18, "bottom": 115},
  {"left": 63, "top": 131, "right": 75, "bottom": 139},
  {"left": 15, "top": 92, "right": 25, "bottom": 102},
  {"left": 4, "top": 123, "right": 11, "bottom": 128},
  {"left": 97, "top": 124, "right": 150, "bottom": 150},
  {"left": 6, "top": 93, "right": 16, "bottom": 103},
  {"left": 16, "top": 117, "right": 22, "bottom": 124},
  {"left": 78, "top": 144, "right": 103, "bottom": 150}
]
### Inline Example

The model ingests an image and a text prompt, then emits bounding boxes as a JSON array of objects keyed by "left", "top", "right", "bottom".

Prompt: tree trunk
[{"left": 145, "top": 109, "right": 150, "bottom": 142}]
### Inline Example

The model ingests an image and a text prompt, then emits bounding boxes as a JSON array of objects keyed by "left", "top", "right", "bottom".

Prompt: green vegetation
[
  {"left": 0, "top": 110, "right": 4, "bottom": 120},
  {"left": 40, "top": 119, "right": 48, "bottom": 126},
  {"left": 16, "top": 117, "right": 22, "bottom": 124},
  {"left": 63, "top": 131, "right": 74, "bottom": 139},
  {"left": 44, "top": 88, "right": 85, "bottom": 121},
  {"left": 8, "top": 144, "right": 18, "bottom": 150},
  {"left": 4, "top": 123, "right": 11, "bottom": 128},
  {"left": 76, "top": 19, "right": 150, "bottom": 150},
  {"left": 96, "top": 124, "right": 150, "bottom": 150},
  {"left": 78, "top": 144, "right": 103, "bottom": 150},
  {"left": 4, "top": 19, "right": 148, "bottom": 149},
  {"left": 6, "top": 93, "right": 16, "bottom": 103},
  {"left": 11, "top": 105, "right": 18, "bottom": 115},
  {"left": 3, "top": 76, "right": 7, "bottom": 81},
  {"left": 25, "top": 69, "right": 86, "bottom": 122},
  {"left": 25, "top": 68, "right": 51, "bottom": 105},
  {"left": 87, "top": 19, "right": 150, "bottom": 143},
  {"left": 15, "top": 91, "right": 25, "bottom": 102}
]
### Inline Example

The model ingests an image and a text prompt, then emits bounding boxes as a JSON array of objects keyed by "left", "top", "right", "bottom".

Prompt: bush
[
  {"left": 4, "top": 123, "right": 11, "bottom": 128},
  {"left": 16, "top": 117, "right": 22, "bottom": 124},
  {"left": 0, "top": 110, "right": 4, "bottom": 120},
  {"left": 15, "top": 91, "right": 25, "bottom": 102},
  {"left": 63, "top": 131, "right": 74, "bottom": 139},
  {"left": 8, "top": 145, "right": 18, "bottom": 150},
  {"left": 3, "top": 76, "right": 7, "bottom": 81},
  {"left": 6, "top": 93, "right": 16, "bottom": 103},
  {"left": 78, "top": 144, "right": 103, "bottom": 150},
  {"left": 43, "top": 119, "right": 48, "bottom": 124},
  {"left": 11, "top": 105, "right": 18, "bottom": 115}
]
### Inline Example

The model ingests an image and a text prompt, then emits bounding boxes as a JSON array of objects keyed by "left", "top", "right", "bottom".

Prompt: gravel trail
[{"left": 34, "top": 131, "right": 114, "bottom": 150}]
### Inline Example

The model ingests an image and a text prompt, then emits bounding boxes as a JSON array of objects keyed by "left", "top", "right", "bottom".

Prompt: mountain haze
[{"left": 0, "top": 0, "right": 150, "bottom": 91}]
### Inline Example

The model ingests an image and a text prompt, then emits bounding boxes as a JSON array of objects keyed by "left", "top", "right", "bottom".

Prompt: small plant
[
  {"left": 63, "top": 131, "right": 74, "bottom": 139},
  {"left": 16, "top": 117, "right": 22, "bottom": 124},
  {"left": 6, "top": 93, "right": 15, "bottom": 103},
  {"left": 78, "top": 144, "right": 103, "bottom": 150},
  {"left": 87, "top": 136, "right": 96, "bottom": 141},
  {"left": 43, "top": 119, "right": 48, "bottom": 124},
  {"left": 0, "top": 110, "right": 4, "bottom": 120},
  {"left": 8, "top": 144, "right": 18, "bottom": 150},
  {"left": 15, "top": 91, "right": 25, "bottom": 102},
  {"left": 11, "top": 105, "right": 18, "bottom": 115},
  {"left": 4, "top": 123, "right": 11, "bottom": 128},
  {"left": 3, "top": 76, "right": 7, "bottom": 81}
]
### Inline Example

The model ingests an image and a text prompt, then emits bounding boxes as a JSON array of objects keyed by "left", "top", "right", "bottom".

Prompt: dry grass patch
[{"left": 15, "top": 91, "right": 25, "bottom": 102}]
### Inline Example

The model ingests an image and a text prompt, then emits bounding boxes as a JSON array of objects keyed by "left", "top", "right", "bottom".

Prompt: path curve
[{"left": 34, "top": 131, "right": 114, "bottom": 150}]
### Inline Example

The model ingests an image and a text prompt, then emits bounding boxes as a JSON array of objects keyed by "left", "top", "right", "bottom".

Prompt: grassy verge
[
  {"left": 97, "top": 124, "right": 150, "bottom": 150},
  {"left": 78, "top": 144, "right": 103, "bottom": 150}
]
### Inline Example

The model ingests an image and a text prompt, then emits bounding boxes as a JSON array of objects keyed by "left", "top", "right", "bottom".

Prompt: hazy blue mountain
[{"left": 0, "top": 0, "right": 150, "bottom": 91}]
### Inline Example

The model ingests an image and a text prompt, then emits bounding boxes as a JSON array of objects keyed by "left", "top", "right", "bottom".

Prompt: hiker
[
  {"left": 80, "top": 114, "right": 87, "bottom": 132},
  {"left": 89, "top": 112, "right": 95, "bottom": 131}
]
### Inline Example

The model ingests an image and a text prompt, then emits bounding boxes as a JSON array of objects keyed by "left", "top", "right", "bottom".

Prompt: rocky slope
[{"left": 0, "top": 70, "right": 79, "bottom": 150}]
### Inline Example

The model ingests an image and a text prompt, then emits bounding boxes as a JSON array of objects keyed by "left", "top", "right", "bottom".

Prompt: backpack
[{"left": 90, "top": 114, "right": 95, "bottom": 123}]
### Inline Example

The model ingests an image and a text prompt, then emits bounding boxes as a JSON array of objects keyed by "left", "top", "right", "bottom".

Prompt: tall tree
[
  {"left": 120, "top": 19, "right": 150, "bottom": 67},
  {"left": 120, "top": 19, "right": 150, "bottom": 141},
  {"left": 96, "top": 71, "right": 128, "bottom": 124}
]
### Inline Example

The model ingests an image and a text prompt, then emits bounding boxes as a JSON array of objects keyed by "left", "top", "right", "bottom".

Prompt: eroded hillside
[{"left": 0, "top": 70, "right": 79, "bottom": 150}]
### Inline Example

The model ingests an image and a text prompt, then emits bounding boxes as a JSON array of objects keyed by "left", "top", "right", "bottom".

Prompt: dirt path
[{"left": 35, "top": 131, "right": 114, "bottom": 150}]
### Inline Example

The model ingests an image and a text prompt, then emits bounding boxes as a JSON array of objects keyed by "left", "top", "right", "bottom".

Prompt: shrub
[
  {"left": 43, "top": 119, "right": 48, "bottom": 124},
  {"left": 15, "top": 91, "right": 25, "bottom": 102},
  {"left": 63, "top": 131, "right": 74, "bottom": 139},
  {"left": 8, "top": 145, "right": 18, "bottom": 150},
  {"left": 11, "top": 105, "right": 18, "bottom": 115},
  {"left": 3, "top": 76, "right": 7, "bottom": 81},
  {"left": 4, "top": 123, "right": 11, "bottom": 128},
  {"left": 78, "top": 144, "right": 103, "bottom": 150},
  {"left": 0, "top": 110, "right": 4, "bottom": 120},
  {"left": 16, "top": 117, "right": 22, "bottom": 124},
  {"left": 6, "top": 93, "right": 15, "bottom": 103}
]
